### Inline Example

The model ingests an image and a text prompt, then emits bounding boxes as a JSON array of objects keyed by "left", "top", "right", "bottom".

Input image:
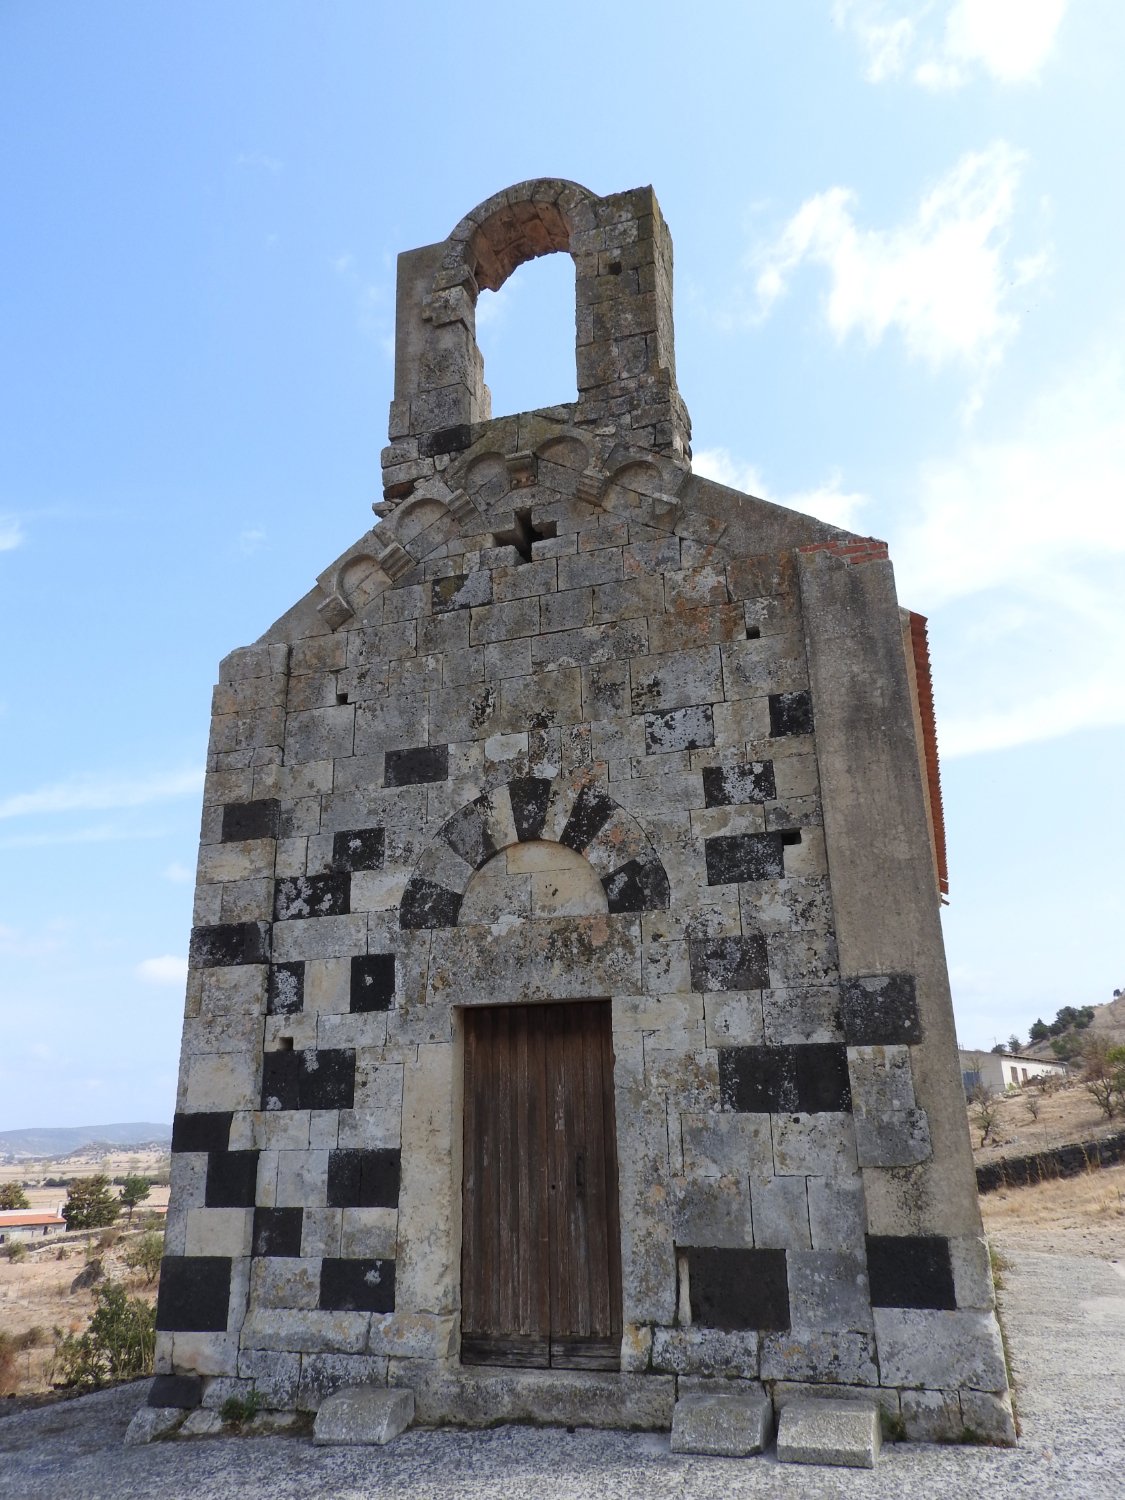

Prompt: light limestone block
[
  {"left": 185, "top": 1208, "right": 252, "bottom": 1259},
  {"left": 670, "top": 1388, "right": 772, "bottom": 1457},
  {"left": 776, "top": 1397, "right": 881, "bottom": 1469}
]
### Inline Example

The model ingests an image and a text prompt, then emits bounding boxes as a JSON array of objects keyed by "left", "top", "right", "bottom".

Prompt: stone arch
[
  {"left": 438, "top": 179, "right": 598, "bottom": 296},
  {"left": 399, "top": 773, "right": 671, "bottom": 929}
]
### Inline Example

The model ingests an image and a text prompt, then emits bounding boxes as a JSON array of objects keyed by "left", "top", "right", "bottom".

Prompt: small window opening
[
  {"left": 278, "top": 1036, "right": 294, "bottom": 1051},
  {"left": 607, "top": 259, "right": 622, "bottom": 276},
  {"left": 336, "top": 691, "right": 349, "bottom": 706},
  {"left": 474, "top": 252, "right": 578, "bottom": 414},
  {"left": 746, "top": 625, "right": 762, "bottom": 640},
  {"left": 780, "top": 829, "right": 803, "bottom": 847},
  {"left": 492, "top": 507, "right": 557, "bottom": 563}
]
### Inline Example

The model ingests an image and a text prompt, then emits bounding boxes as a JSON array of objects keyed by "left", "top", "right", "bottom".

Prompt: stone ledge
[{"left": 388, "top": 1363, "right": 675, "bottom": 1430}]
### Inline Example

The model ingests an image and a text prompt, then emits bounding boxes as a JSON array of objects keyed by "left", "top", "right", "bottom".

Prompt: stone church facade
[{"left": 156, "top": 179, "right": 1014, "bottom": 1443}]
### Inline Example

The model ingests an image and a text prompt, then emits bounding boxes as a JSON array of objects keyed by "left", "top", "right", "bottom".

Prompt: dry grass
[
  {"left": 981, "top": 1160, "right": 1125, "bottom": 1260},
  {"left": 0, "top": 1228, "right": 161, "bottom": 1397},
  {"left": 967, "top": 1075, "right": 1120, "bottom": 1163}
]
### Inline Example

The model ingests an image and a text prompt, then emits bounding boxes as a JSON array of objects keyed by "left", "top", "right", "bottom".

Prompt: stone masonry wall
[{"left": 159, "top": 181, "right": 1013, "bottom": 1445}]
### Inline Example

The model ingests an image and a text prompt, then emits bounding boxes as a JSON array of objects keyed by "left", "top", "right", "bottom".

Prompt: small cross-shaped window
[{"left": 491, "top": 508, "right": 557, "bottom": 563}]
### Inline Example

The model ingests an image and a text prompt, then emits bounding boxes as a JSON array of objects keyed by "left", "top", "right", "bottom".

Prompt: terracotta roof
[
  {"left": 0, "top": 1211, "right": 66, "bottom": 1227},
  {"left": 908, "top": 612, "right": 949, "bottom": 900}
]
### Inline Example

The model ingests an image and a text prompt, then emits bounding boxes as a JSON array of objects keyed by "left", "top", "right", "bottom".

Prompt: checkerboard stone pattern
[{"left": 161, "top": 178, "right": 1013, "bottom": 1446}]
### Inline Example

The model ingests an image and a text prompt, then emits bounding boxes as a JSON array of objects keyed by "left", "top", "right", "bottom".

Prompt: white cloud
[
  {"left": 0, "top": 768, "right": 203, "bottom": 821},
  {"left": 235, "top": 151, "right": 282, "bottom": 175},
  {"left": 694, "top": 448, "right": 871, "bottom": 531},
  {"left": 135, "top": 955, "right": 188, "bottom": 987},
  {"left": 0, "top": 823, "right": 169, "bottom": 850},
  {"left": 835, "top": 1, "right": 1069, "bottom": 89},
  {"left": 239, "top": 527, "right": 266, "bottom": 554},
  {"left": 0, "top": 515, "right": 23, "bottom": 551},
  {"left": 890, "top": 347, "right": 1125, "bottom": 755},
  {"left": 751, "top": 142, "right": 1044, "bottom": 379},
  {"left": 162, "top": 861, "right": 194, "bottom": 884}
]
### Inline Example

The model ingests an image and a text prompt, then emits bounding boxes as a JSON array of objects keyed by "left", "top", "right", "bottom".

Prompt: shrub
[
  {"left": 5, "top": 1240, "right": 28, "bottom": 1262},
  {"left": 1084, "top": 1038, "right": 1125, "bottom": 1120},
  {"left": 96, "top": 1228, "right": 121, "bottom": 1251},
  {"left": 16, "top": 1326, "right": 46, "bottom": 1350},
  {"left": 0, "top": 1333, "right": 18, "bottom": 1398},
  {"left": 221, "top": 1389, "right": 263, "bottom": 1428},
  {"left": 124, "top": 1230, "right": 164, "bottom": 1285},
  {"left": 0, "top": 1183, "right": 30, "bottom": 1210},
  {"left": 52, "top": 1282, "right": 156, "bottom": 1391}
]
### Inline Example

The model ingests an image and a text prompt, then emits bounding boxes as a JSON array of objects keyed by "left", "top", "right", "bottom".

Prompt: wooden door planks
[{"left": 460, "top": 1001, "right": 621, "bottom": 1372}]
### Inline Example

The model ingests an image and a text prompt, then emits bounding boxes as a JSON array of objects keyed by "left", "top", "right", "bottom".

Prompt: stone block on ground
[
  {"left": 776, "top": 1397, "right": 882, "bottom": 1469},
  {"left": 180, "top": 1408, "right": 225, "bottom": 1438},
  {"left": 669, "top": 1387, "right": 772, "bottom": 1457},
  {"left": 123, "top": 1406, "right": 186, "bottom": 1446},
  {"left": 313, "top": 1385, "right": 415, "bottom": 1446}
]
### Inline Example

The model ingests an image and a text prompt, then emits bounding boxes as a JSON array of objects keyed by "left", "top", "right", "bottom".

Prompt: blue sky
[{"left": 1, "top": 1, "right": 1122, "bottom": 1129}]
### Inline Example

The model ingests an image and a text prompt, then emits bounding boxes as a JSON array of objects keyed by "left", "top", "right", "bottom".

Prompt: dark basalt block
[
  {"left": 319, "top": 1257, "right": 395, "bottom": 1313},
  {"left": 704, "top": 832, "right": 785, "bottom": 885},
  {"left": 205, "top": 1150, "right": 260, "bottom": 1208},
  {"left": 688, "top": 935, "right": 769, "bottom": 993},
  {"left": 327, "top": 1148, "right": 402, "bottom": 1209},
  {"left": 384, "top": 744, "right": 449, "bottom": 787},
  {"left": 220, "top": 798, "right": 280, "bottom": 843},
  {"left": 261, "top": 1048, "right": 356, "bottom": 1112},
  {"left": 155, "top": 1256, "right": 231, "bottom": 1332},
  {"left": 507, "top": 777, "right": 553, "bottom": 842},
  {"left": 719, "top": 1045, "right": 799, "bottom": 1113},
  {"left": 267, "top": 962, "right": 305, "bottom": 1016},
  {"left": 350, "top": 954, "right": 396, "bottom": 1012},
  {"left": 602, "top": 857, "right": 671, "bottom": 913},
  {"left": 189, "top": 922, "right": 270, "bottom": 968},
  {"left": 274, "top": 873, "right": 350, "bottom": 921},
  {"left": 441, "top": 799, "right": 498, "bottom": 870},
  {"left": 399, "top": 877, "right": 462, "bottom": 929},
  {"left": 331, "top": 828, "right": 386, "bottom": 873},
  {"left": 866, "top": 1234, "right": 955, "bottom": 1310},
  {"left": 841, "top": 973, "right": 923, "bottom": 1045},
  {"left": 171, "top": 1111, "right": 232, "bottom": 1154},
  {"left": 719, "top": 1043, "right": 852, "bottom": 1114},
  {"left": 148, "top": 1373, "right": 203, "bottom": 1409},
  {"left": 421, "top": 424, "right": 472, "bottom": 458},
  {"left": 702, "top": 762, "right": 777, "bottom": 807},
  {"left": 252, "top": 1207, "right": 304, "bottom": 1258},
  {"left": 686, "top": 1247, "right": 790, "bottom": 1332},
  {"left": 768, "top": 691, "right": 814, "bottom": 737},
  {"left": 559, "top": 785, "right": 616, "bottom": 853}
]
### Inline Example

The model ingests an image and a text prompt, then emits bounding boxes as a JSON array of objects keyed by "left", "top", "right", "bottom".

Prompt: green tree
[
  {"left": 0, "top": 1183, "right": 30, "bottom": 1210},
  {"left": 118, "top": 1175, "right": 151, "bottom": 1223},
  {"left": 62, "top": 1175, "right": 119, "bottom": 1231},
  {"left": 1029, "top": 1018, "right": 1050, "bottom": 1043},
  {"left": 1007, "top": 1034, "right": 1022, "bottom": 1055}
]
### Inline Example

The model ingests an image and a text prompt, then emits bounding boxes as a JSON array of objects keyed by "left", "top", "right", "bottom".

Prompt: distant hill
[
  {"left": 1024, "top": 990, "right": 1125, "bottom": 1060},
  {"left": 0, "top": 1123, "right": 172, "bottom": 1159}
]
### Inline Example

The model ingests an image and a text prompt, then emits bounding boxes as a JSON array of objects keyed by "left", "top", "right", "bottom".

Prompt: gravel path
[{"left": 2, "top": 1245, "right": 1123, "bottom": 1500}]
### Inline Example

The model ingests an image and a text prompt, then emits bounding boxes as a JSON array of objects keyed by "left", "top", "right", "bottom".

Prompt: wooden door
[{"left": 461, "top": 1001, "right": 622, "bottom": 1370}]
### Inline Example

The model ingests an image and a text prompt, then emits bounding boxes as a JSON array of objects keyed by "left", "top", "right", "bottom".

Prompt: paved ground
[{"left": 2, "top": 1246, "right": 1123, "bottom": 1500}]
